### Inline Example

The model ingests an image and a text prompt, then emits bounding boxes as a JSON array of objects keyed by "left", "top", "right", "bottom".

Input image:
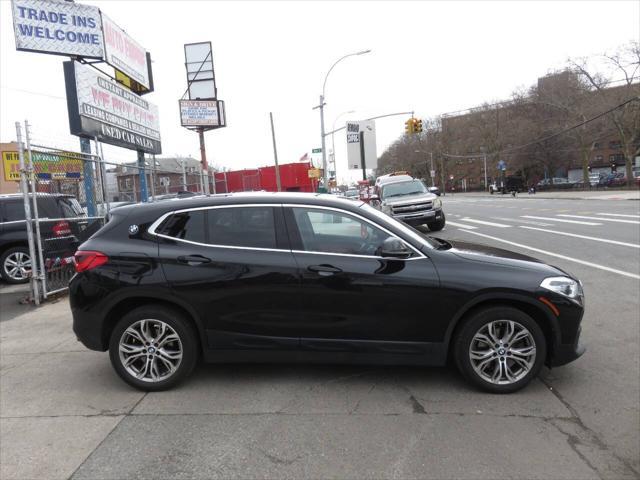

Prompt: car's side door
[
  {"left": 284, "top": 205, "right": 441, "bottom": 354},
  {"left": 155, "top": 204, "right": 302, "bottom": 351}
]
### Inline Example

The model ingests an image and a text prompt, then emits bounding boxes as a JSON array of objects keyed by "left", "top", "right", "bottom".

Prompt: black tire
[
  {"left": 109, "top": 305, "right": 199, "bottom": 391},
  {"left": 427, "top": 214, "right": 446, "bottom": 232},
  {"left": 0, "top": 246, "right": 31, "bottom": 284},
  {"left": 453, "top": 306, "right": 546, "bottom": 393}
]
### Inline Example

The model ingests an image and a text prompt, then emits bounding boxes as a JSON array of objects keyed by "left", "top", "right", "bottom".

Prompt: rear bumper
[{"left": 548, "top": 326, "right": 586, "bottom": 367}]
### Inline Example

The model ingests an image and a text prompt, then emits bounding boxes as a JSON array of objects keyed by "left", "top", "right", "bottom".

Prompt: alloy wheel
[
  {"left": 469, "top": 320, "right": 536, "bottom": 385},
  {"left": 118, "top": 319, "right": 183, "bottom": 383},
  {"left": 3, "top": 251, "right": 31, "bottom": 281}
]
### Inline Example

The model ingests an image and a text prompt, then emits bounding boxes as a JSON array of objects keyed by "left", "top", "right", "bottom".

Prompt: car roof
[
  {"left": 115, "top": 191, "right": 365, "bottom": 217},
  {"left": 0, "top": 193, "right": 73, "bottom": 201}
]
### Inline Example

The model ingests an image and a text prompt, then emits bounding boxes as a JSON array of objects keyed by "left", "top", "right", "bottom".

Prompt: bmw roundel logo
[{"left": 128, "top": 224, "right": 139, "bottom": 235}]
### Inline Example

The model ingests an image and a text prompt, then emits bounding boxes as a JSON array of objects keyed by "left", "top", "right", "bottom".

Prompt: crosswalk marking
[
  {"left": 491, "top": 217, "right": 553, "bottom": 226},
  {"left": 461, "top": 218, "right": 511, "bottom": 228},
  {"left": 520, "top": 226, "right": 640, "bottom": 249},
  {"left": 446, "top": 221, "right": 478, "bottom": 230},
  {"left": 521, "top": 215, "right": 602, "bottom": 226},
  {"left": 557, "top": 214, "right": 640, "bottom": 225},
  {"left": 596, "top": 213, "right": 640, "bottom": 219}
]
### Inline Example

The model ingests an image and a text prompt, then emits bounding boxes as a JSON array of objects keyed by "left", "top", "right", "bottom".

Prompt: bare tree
[{"left": 570, "top": 42, "right": 640, "bottom": 186}]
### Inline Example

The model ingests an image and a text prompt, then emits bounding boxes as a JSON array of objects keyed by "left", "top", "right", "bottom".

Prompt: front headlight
[
  {"left": 433, "top": 197, "right": 442, "bottom": 208},
  {"left": 540, "top": 276, "right": 583, "bottom": 304}
]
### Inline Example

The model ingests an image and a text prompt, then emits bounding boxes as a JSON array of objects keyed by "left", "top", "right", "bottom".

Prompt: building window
[
  {"left": 593, "top": 142, "right": 601, "bottom": 149},
  {"left": 609, "top": 141, "right": 621, "bottom": 150},
  {"left": 594, "top": 155, "right": 603, "bottom": 163},
  {"left": 609, "top": 154, "right": 624, "bottom": 163},
  {"left": 124, "top": 178, "right": 132, "bottom": 189}
]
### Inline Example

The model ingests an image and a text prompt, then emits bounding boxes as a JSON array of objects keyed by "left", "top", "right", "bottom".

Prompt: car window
[
  {"left": 292, "top": 207, "right": 392, "bottom": 256},
  {"left": 57, "top": 198, "right": 82, "bottom": 218},
  {"left": 208, "top": 207, "right": 276, "bottom": 249},
  {"left": 157, "top": 210, "right": 206, "bottom": 243},
  {"left": 2, "top": 201, "right": 25, "bottom": 222}
]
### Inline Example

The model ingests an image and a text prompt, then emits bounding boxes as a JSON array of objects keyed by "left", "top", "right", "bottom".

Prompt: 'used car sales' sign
[
  {"left": 64, "top": 61, "right": 161, "bottom": 154},
  {"left": 11, "top": 0, "right": 104, "bottom": 58}
]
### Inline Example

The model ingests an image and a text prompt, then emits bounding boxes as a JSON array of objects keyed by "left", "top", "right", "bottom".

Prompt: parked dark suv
[
  {"left": 70, "top": 192, "right": 585, "bottom": 393},
  {"left": 0, "top": 193, "right": 85, "bottom": 283}
]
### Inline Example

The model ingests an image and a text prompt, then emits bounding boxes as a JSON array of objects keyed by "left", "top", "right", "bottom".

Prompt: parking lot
[{"left": 1, "top": 193, "right": 638, "bottom": 480}]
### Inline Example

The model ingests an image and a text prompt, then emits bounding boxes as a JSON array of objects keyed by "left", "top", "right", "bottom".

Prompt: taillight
[
  {"left": 74, "top": 251, "right": 108, "bottom": 273},
  {"left": 53, "top": 220, "right": 72, "bottom": 237}
]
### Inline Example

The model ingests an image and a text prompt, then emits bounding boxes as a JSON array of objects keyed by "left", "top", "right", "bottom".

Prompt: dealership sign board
[
  {"left": 64, "top": 61, "right": 161, "bottom": 154},
  {"left": 11, "top": 0, "right": 104, "bottom": 58},
  {"left": 101, "top": 13, "right": 151, "bottom": 91},
  {"left": 179, "top": 100, "right": 226, "bottom": 127},
  {"left": 3, "top": 149, "right": 83, "bottom": 181}
]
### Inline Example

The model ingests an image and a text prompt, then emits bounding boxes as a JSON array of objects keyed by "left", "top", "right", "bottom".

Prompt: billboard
[
  {"left": 64, "top": 61, "right": 161, "bottom": 154},
  {"left": 184, "top": 42, "right": 216, "bottom": 99},
  {"left": 3, "top": 149, "right": 83, "bottom": 181},
  {"left": 102, "top": 13, "right": 151, "bottom": 91},
  {"left": 11, "top": 0, "right": 104, "bottom": 58},
  {"left": 179, "top": 100, "right": 226, "bottom": 127},
  {"left": 346, "top": 120, "right": 377, "bottom": 171}
]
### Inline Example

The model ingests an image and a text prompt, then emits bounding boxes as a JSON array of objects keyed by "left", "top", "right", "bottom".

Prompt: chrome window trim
[{"left": 147, "top": 202, "right": 427, "bottom": 260}]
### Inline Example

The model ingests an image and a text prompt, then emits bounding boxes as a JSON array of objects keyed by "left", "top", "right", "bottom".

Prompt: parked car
[
  {"left": 597, "top": 173, "right": 626, "bottom": 188},
  {"left": 490, "top": 176, "right": 524, "bottom": 194},
  {"left": 343, "top": 189, "right": 359, "bottom": 200},
  {"left": 0, "top": 193, "right": 86, "bottom": 284},
  {"left": 374, "top": 176, "right": 445, "bottom": 231},
  {"left": 70, "top": 192, "right": 585, "bottom": 393}
]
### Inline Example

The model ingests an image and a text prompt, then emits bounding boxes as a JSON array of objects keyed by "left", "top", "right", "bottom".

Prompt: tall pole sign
[
  {"left": 179, "top": 41, "right": 226, "bottom": 195},
  {"left": 11, "top": 0, "right": 158, "bottom": 205}
]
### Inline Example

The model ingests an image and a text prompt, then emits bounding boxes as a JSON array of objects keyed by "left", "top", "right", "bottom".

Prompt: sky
[{"left": 1, "top": 0, "right": 639, "bottom": 184}]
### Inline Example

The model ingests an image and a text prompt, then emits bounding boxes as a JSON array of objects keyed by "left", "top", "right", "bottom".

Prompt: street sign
[
  {"left": 430, "top": 170, "right": 436, "bottom": 178},
  {"left": 312, "top": 148, "right": 322, "bottom": 154}
]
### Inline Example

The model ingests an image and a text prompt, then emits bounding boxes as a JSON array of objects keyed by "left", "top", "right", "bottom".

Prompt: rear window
[
  {"left": 58, "top": 197, "right": 84, "bottom": 218},
  {"left": 157, "top": 210, "right": 206, "bottom": 243},
  {"left": 208, "top": 207, "right": 276, "bottom": 249},
  {"left": 2, "top": 201, "right": 25, "bottom": 222}
]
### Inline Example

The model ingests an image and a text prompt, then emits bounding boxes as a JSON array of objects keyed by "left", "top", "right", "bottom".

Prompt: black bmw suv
[{"left": 70, "top": 192, "right": 585, "bottom": 393}]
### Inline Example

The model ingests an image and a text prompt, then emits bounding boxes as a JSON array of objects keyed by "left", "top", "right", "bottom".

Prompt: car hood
[
  {"left": 443, "top": 239, "right": 567, "bottom": 276},
  {"left": 382, "top": 193, "right": 437, "bottom": 206}
]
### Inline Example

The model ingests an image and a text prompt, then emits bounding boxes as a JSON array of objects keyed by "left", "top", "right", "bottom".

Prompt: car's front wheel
[
  {"left": 454, "top": 307, "right": 546, "bottom": 393},
  {"left": 427, "top": 214, "right": 446, "bottom": 232},
  {"left": 109, "top": 306, "right": 198, "bottom": 391}
]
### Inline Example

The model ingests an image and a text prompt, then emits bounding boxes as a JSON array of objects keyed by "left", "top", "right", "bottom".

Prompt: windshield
[
  {"left": 345, "top": 190, "right": 358, "bottom": 197},
  {"left": 359, "top": 203, "right": 438, "bottom": 249},
  {"left": 381, "top": 180, "right": 427, "bottom": 199}
]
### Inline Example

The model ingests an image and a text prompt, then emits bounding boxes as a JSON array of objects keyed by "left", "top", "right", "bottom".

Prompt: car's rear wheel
[
  {"left": 109, "top": 306, "right": 198, "bottom": 391},
  {"left": 1, "top": 246, "right": 31, "bottom": 284},
  {"left": 454, "top": 307, "right": 546, "bottom": 393},
  {"left": 427, "top": 214, "right": 446, "bottom": 232}
]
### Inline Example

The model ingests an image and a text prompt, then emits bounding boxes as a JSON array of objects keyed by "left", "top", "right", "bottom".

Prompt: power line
[{"left": 441, "top": 96, "right": 639, "bottom": 159}]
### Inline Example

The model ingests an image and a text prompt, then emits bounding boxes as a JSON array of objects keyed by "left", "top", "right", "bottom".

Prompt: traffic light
[
  {"left": 414, "top": 118, "right": 423, "bottom": 133},
  {"left": 405, "top": 118, "right": 414, "bottom": 135}
]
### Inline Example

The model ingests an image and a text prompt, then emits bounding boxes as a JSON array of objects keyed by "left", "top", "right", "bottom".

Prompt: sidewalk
[{"left": 445, "top": 189, "right": 640, "bottom": 201}]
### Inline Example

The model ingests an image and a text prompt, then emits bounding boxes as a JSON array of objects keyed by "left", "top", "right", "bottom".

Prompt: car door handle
[
  {"left": 307, "top": 264, "right": 343, "bottom": 276},
  {"left": 177, "top": 254, "right": 211, "bottom": 266}
]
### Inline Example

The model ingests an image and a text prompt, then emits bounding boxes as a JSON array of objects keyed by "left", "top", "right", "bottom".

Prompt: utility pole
[
  {"left": 269, "top": 112, "right": 282, "bottom": 192},
  {"left": 483, "top": 154, "right": 488, "bottom": 192},
  {"left": 181, "top": 159, "right": 187, "bottom": 190}
]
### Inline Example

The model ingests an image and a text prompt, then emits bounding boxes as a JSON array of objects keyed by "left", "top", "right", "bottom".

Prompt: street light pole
[{"left": 316, "top": 49, "right": 371, "bottom": 190}]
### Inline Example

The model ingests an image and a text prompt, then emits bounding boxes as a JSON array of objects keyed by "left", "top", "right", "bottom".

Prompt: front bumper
[
  {"left": 548, "top": 325, "right": 586, "bottom": 367},
  {"left": 392, "top": 208, "right": 443, "bottom": 226}
]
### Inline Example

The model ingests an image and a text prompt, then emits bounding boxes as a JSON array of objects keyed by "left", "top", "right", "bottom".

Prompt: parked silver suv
[{"left": 374, "top": 176, "right": 445, "bottom": 231}]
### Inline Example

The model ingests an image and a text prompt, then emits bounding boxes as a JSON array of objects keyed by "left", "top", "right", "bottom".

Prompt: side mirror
[{"left": 377, "top": 237, "right": 412, "bottom": 259}]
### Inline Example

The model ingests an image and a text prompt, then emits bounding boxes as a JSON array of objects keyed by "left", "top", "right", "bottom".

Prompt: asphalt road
[{"left": 1, "top": 194, "right": 638, "bottom": 479}]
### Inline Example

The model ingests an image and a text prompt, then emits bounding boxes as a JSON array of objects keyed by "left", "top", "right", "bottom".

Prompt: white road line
[
  {"left": 521, "top": 215, "right": 602, "bottom": 226},
  {"left": 557, "top": 214, "right": 640, "bottom": 225},
  {"left": 519, "top": 226, "right": 640, "bottom": 249},
  {"left": 459, "top": 230, "right": 640, "bottom": 280},
  {"left": 461, "top": 218, "right": 511, "bottom": 228},
  {"left": 596, "top": 213, "right": 640, "bottom": 219},
  {"left": 446, "top": 221, "right": 478, "bottom": 230},
  {"left": 491, "top": 217, "right": 553, "bottom": 226}
]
